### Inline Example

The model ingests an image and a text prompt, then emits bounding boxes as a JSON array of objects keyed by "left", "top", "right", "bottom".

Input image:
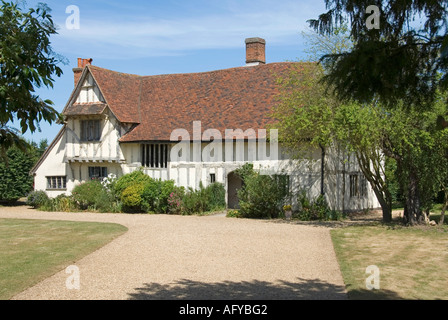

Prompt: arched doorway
[{"left": 227, "top": 171, "right": 242, "bottom": 209}]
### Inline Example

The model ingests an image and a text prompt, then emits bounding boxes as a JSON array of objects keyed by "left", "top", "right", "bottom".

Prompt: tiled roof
[
  {"left": 63, "top": 102, "right": 107, "bottom": 116},
  {"left": 67, "top": 62, "right": 301, "bottom": 142}
]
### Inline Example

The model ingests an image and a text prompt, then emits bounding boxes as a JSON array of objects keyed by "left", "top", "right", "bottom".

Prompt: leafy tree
[
  {"left": 272, "top": 62, "right": 394, "bottom": 222},
  {"left": 381, "top": 95, "right": 448, "bottom": 224},
  {"left": 307, "top": 0, "right": 448, "bottom": 109},
  {"left": 273, "top": 60, "right": 448, "bottom": 224},
  {"left": 0, "top": 1, "right": 63, "bottom": 155},
  {"left": 0, "top": 143, "right": 35, "bottom": 202},
  {"left": 272, "top": 25, "right": 448, "bottom": 224},
  {"left": 29, "top": 138, "right": 48, "bottom": 159}
]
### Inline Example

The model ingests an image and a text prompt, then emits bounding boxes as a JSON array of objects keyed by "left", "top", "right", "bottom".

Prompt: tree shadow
[
  {"left": 346, "top": 288, "right": 404, "bottom": 300},
  {"left": 127, "top": 277, "right": 348, "bottom": 300},
  {"left": 0, "top": 198, "right": 28, "bottom": 207},
  {"left": 265, "top": 210, "right": 405, "bottom": 229}
]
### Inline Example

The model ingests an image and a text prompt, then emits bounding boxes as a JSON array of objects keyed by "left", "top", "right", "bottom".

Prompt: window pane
[
  {"left": 81, "top": 120, "right": 85, "bottom": 140},
  {"left": 46, "top": 176, "right": 67, "bottom": 189},
  {"left": 155, "top": 144, "right": 159, "bottom": 168},
  {"left": 81, "top": 120, "right": 100, "bottom": 141},
  {"left": 164, "top": 144, "right": 168, "bottom": 168},
  {"left": 140, "top": 144, "right": 169, "bottom": 168},
  {"left": 150, "top": 144, "right": 154, "bottom": 167},
  {"left": 95, "top": 120, "right": 101, "bottom": 140},
  {"left": 146, "top": 144, "right": 150, "bottom": 167}
]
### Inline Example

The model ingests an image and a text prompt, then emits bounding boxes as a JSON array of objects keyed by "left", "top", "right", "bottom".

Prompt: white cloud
[{"left": 54, "top": 0, "right": 324, "bottom": 59}]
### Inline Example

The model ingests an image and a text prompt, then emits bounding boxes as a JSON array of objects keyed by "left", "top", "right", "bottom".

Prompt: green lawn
[
  {"left": 331, "top": 223, "right": 448, "bottom": 299},
  {"left": 0, "top": 218, "right": 127, "bottom": 300}
]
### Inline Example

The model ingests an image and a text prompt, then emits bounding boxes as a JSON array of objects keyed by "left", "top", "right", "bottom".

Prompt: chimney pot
[{"left": 245, "top": 37, "right": 266, "bottom": 66}]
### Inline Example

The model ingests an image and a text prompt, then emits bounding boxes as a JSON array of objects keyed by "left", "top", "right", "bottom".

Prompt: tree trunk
[
  {"left": 440, "top": 189, "right": 447, "bottom": 226},
  {"left": 403, "top": 171, "right": 423, "bottom": 225},
  {"left": 354, "top": 151, "right": 392, "bottom": 223},
  {"left": 371, "top": 185, "right": 392, "bottom": 223},
  {"left": 342, "top": 157, "right": 346, "bottom": 214},
  {"left": 440, "top": 203, "right": 446, "bottom": 226}
]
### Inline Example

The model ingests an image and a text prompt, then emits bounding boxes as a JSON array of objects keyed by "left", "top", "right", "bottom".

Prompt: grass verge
[
  {"left": 0, "top": 218, "right": 127, "bottom": 300},
  {"left": 331, "top": 223, "right": 448, "bottom": 299}
]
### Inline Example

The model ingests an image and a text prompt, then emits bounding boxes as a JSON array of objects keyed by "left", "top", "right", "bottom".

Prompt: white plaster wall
[
  {"left": 115, "top": 141, "right": 380, "bottom": 211},
  {"left": 65, "top": 109, "right": 125, "bottom": 162},
  {"left": 33, "top": 130, "right": 72, "bottom": 197},
  {"left": 36, "top": 124, "right": 381, "bottom": 211},
  {"left": 76, "top": 74, "right": 104, "bottom": 104}
]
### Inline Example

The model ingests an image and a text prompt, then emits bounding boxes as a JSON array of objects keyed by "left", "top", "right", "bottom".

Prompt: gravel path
[{"left": 0, "top": 205, "right": 347, "bottom": 300}]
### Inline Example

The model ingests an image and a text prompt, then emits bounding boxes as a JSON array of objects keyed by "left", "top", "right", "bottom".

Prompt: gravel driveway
[{"left": 0, "top": 205, "right": 347, "bottom": 300}]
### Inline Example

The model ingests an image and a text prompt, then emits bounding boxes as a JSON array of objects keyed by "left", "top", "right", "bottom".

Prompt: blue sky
[{"left": 21, "top": 0, "right": 327, "bottom": 143}]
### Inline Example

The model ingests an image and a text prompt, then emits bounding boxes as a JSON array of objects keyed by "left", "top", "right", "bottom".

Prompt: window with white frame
[
  {"left": 47, "top": 176, "right": 67, "bottom": 190},
  {"left": 141, "top": 144, "right": 168, "bottom": 168}
]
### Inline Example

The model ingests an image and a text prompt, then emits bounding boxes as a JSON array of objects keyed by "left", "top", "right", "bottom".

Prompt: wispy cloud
[{"left": 53, "top": 0, "right": 324, "bottom": 59}]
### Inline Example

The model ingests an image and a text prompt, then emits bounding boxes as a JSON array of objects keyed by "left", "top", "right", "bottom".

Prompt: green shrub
[
  {"left": 181, "top": 182, "right": 226, "bottom": 215},
  {"left": 226, "top": 209, "right": 241, "bottom": 218},
  {"left": 141, "top": 179, "right": 174, "bottom": 213},
  {"left": 0, "top": 147, "right": 35, "bottom": 203},
  {"left": 167, "top": 186, "right": 185, "bottom": 214},
  {"left": 26, "top": 190, "right": 50, "bottom": 208},
  {"left": 101, "top": 173, "right": 119, "bottom": 199},
  {"left": 113, "top": 170, "right": 154, "bottom": 213},
  {"left": 114, "top": 169, "right": 152, "bottom": 198},
  {"left": 121, "top": 182, "right": 145, "bottom": 213},
  {"left": 236, "top": 164, "right": 289, "bottom": 219},
  {"left": 155, "top": 180, "right": 178, "bottom": 213},
  {"left": 182, "top": 184, "right": 209, "bottom": 215},
  {"left": 94, "top": 187, "right": 121, "bottom": 213},
  {"left": 205, "top": 182, "right": 226, "bottom": 210},
  {"left": 40, "top": 194, "right": 77, "bottom": 212},
  {"left": 296, "top": 191, "right": 344, "bottom": 221},
  {"left": 53, "top": 194, "right": 76, "bottom": 212},
  {"left": 72, "top": 180, "right": 104, "bottom": 210}
]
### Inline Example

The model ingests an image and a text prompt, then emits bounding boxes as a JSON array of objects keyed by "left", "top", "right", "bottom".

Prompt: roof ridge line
[{"left": 88, "top": 61, "right": 299, "bottom": 79}]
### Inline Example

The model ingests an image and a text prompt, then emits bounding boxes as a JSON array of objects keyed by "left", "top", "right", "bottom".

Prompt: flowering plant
[
  {"left": 167, "top": 187, "right": 184, "bottom": 214},
  {"left": 101, "top": 173, "right": 117, "bottom": 191}
]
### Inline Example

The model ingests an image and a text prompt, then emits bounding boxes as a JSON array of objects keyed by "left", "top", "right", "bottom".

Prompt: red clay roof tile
[{"left": 65, "top": 62, "right": 302, "bottom": 142}]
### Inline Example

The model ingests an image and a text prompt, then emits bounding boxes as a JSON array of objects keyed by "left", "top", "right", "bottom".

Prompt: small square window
[
  {"left": 89, "top": 167, "right": 108, "bottom": 180},
  {"left": 350, "top": 174, "right": 358, "bottom": 198},
  {"left": 46, "top": 176, "right": 67, "bottom": 190},
  {"left": 81, "top": 120, "right": 101, "bottom": 141},
  {"left": 210, "top": 173, "right": 216, "bottom": 183},
  {"left": 349, "top": 174, "right": 367, "bottom": 198}
]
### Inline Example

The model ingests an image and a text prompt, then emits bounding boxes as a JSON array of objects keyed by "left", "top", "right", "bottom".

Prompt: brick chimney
[
  {"left": 73, "top": 58, "right": 93, "bottom": 86},
  {"left": 245, "top": 37, "right": 266, "bottom": 66}
]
